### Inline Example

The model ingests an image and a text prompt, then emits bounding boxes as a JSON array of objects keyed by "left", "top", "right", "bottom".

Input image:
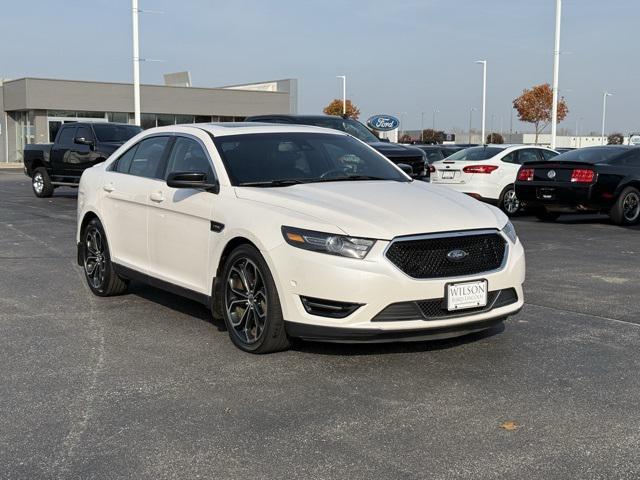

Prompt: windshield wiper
[
  {"left": 237, "top": 179, "right": 311, "bottom": 187},
  {"left": 316, "top": 175, "right": 406, "bottom": 183}
]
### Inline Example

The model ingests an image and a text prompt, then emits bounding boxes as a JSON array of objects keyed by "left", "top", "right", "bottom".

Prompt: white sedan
[
  {"left": 77, "top": 124, "right": 525, "bottom": 353},
  {"left": 431, "top": 145, "right": 558, "bottom": 215}
]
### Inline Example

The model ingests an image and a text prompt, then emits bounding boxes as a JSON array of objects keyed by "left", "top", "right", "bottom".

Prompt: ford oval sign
[{"left": 367, "top": 115, "right": 400, "bottom": 132}]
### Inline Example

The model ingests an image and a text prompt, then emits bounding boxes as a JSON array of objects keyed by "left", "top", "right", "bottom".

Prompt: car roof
[
  {"left": 247, "top": 114, "right": 345, "bottom": 121},
  {"left": 145, "top": 122, "right": 349, "bottom": 137}
]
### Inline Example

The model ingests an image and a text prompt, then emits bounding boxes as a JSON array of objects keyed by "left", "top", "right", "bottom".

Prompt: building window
[
  {"left": 141, "top": 113, "right": 156, "bottom": 130},
  {"left": 107, "top": 112, "right": 129, "bottom": 123},
  {"left": 194, "top": 115, "right": 212, "bottom": 123},
  {"left": 9, "top": 110, "right": 35, "bottom": 162},
  {"left": 175, "top": 114, "right": 194, "bottom": 125},
  {"left": 219, "top": 116, "right": 234, "bottom": 122}
]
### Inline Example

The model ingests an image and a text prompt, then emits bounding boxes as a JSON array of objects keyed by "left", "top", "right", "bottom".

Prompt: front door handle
[
  {"left": 150, "top": 191, "right": 165, "bottom": 203},
  {"left": 103, "top": 183, "right": 115, "bottom": 193}
]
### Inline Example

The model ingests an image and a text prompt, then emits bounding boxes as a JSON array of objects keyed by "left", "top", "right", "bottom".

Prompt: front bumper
[{"left": 265, "top": 232, "right": 525, "bottom": 339}]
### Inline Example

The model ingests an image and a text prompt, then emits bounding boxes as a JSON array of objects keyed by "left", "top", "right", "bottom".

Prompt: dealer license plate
[
  {"left": 447, "top": 280, "right": 488, "bottom": 311},
  {"left": 441, "top": 170, "right": 455, "bottom": 179}
]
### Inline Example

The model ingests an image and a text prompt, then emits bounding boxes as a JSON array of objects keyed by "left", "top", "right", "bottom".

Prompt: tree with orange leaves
[
  {"left": 323, "top": 99, "right": 361, "bottom": 119},
  {"left": 513, "top": 83, "right": 568, "bottom": 144}
]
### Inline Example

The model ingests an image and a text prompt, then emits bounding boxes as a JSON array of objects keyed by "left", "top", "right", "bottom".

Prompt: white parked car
[
  {"left": 431, "top": 145, "right": 558, "bottom": 215},
  {"left": 77, "top": 124, "right": 525, "bottom": 353}
]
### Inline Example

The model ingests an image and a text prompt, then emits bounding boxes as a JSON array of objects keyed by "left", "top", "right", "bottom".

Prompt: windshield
[
  {"left": 93, "top": 124, "right": 142, "bottom": 143},
  {"left": 214, "top": 132, "right": 408, "bottom": 186},
  {"left": 554, "top": 146, "right": 628, "bottom": 164},
  {"left": 299, "top": 117, "right": 380, "bottom": 143},
  {"left": 446, "top": 146, "right": 505, "bottom": 161}
]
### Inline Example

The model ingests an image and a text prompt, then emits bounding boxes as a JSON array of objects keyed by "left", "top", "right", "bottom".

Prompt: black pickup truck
[{"left": 23, "top": 122, "right": 142, "bottom": 197}]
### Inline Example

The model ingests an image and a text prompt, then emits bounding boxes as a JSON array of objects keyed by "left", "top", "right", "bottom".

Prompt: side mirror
[
  {"left": 397, "top": 163, "right": 414, "bottom": 176},
  {"left": 167, "top": 171, "right": 219, "bottom": 193},
  {"left": 74, "top": 137, "right": 94, "bottom": 147}
]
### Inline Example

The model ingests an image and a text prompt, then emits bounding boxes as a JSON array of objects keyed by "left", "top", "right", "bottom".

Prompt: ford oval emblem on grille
[
  {"left": 547, "top": 170, "right": 556, "bottom": 179},
  {"left": 446, "top": 249, "right": 469, "bottom": 262}
]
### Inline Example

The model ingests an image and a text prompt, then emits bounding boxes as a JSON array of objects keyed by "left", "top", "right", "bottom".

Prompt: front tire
[
  {"left": 221, "top": 244, "right": 290, "bottom": 353},
  {"left": 82, "top": 218, "right": 128, "bottom": 296},
  {"left": 610, "top": 186, "right": 640, "bottom": 225},
  {"left": 32, "top": 167, "right": 54, "bottom": 198},
  {"left": 499, "top": 186, "right": 521, "bottom": 216}
]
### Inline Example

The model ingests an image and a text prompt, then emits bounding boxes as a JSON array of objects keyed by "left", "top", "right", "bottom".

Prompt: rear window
[
  {"left": 554, "top": 147, "right": 628, "bottom": 164},
  {"left": 93, "top": 124, "right": 142, "bottom": 143},
  {"left": 446, "top": 146, "right": 505, "bottom": 161}
]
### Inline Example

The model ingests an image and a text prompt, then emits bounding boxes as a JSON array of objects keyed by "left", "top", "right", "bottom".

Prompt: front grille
[
  {"left": 372, "top": 288, "right": 518, "bottom": 322},
  {"left": 385, "top": 232, "right": 506, "bottom": 279}
]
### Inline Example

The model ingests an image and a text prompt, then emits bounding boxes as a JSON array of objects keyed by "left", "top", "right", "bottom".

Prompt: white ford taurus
[{"left": 77, "top": 123, "right": 525, "bottom": 353}]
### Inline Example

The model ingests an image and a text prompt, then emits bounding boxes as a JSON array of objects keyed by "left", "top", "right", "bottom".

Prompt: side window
[
  {"left": 517, "top": 149, "right": 540, "bottom": 164},
  {"left": 425, "top": 150, "right": 444, "bottom": 162},
  {"left": 75, "top": 126, "right": 94, "bottom": 143},
  {"left": 541, "top": 150, "right": 558, "bottom": 161},
  {"left": 114, "top": 146, "right": 138, "bottom": 173},
  {"left": 628, "top": 151, "right": 640, "bottom": 167},
  {"left": 165, "top": 137, "right": 215, "bottom": 180},
  {"left": 57, "top": 126, "right": 76, "bottom": 146},
  {"left": 501, "top": 151, "right": 517, "bottom": 164},
  {"left": 129, "top": 136, "right": 170, "bottom": 179}
]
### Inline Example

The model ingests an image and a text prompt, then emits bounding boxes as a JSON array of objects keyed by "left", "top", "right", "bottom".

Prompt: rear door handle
[
  {"left": 150, "top": 191, "right": 165, "bottom": 203},
  {"left": 103, "top": 183, "right": 115, "bottom": 193}
]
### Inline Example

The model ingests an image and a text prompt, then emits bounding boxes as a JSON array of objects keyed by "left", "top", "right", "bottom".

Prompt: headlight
[
  {"left": 501, "top": 221, "right": 518, "bottom": 243},
  {"left": 282, "top": 226, "right": 375, "bottom": 259}
]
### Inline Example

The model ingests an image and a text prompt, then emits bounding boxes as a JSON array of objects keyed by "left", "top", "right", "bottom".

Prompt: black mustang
[{"left": 515, "top": 146, "right": 640, "bottom": 225}]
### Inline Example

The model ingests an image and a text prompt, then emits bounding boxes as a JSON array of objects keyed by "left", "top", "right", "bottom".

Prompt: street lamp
[
  {"left": 469, "top": 108, "right": 477, "bottom": 144},
  {"left": 336, "top": 76, "right": 346, "bottom": 116},
  {"left": 475, "top": 60, "right": 487, "bottom": 144},
  {"left": 601, "top": 91, "right": 613, "bottom": 145},
  {"left": 550, "top": 0, "right": 562, "bottom": 150},
  {"left": 420, "top": 112, "right": 425, "bottom": 142},
  {"left": 132, "top": 0, "right": 141, "bottom": 126}
]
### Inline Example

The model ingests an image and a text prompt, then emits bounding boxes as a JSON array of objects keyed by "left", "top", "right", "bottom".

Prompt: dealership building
[{"left": 0, "top": 77, "right": 298, "bottom": 163}]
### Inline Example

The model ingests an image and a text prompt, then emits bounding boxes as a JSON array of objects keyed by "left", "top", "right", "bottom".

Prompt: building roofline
[{"left": 1, "top": 76, "right": 291, "bottom": 95}]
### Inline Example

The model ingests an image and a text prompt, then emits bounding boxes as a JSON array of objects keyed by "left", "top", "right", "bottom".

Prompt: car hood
[
  {"left": 367, "top": 142, "right": 425, "bottom": 158},
  {"left": 235, "top": 181, "right": 506, "bottom": 240}
]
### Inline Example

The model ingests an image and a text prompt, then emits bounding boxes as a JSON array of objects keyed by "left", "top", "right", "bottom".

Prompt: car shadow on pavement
[{"left": 291, "top": 323, "right": 505, "bottom": 356}]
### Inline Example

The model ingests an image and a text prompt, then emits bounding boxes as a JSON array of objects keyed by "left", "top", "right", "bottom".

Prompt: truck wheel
[
  {"left": 82, "top": 218, "right": 128, "bottom": 296},
  {"left": 32, "top": 167, "right": 54, "bottom": 198},
  {"left": 610, "top": 186, "right": 640, "bottom": 225}
]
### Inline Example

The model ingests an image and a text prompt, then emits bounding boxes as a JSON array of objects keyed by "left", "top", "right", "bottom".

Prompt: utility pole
[
  {"left": 475, "top": 61, "right": 487, "bottom": 144},
  {"left": 421, "top": 112, "right": 425, "bottom": 142},
  {"left": 550, "top": 0, "right": 562, "bottom": 149},
  {"left": 132, "top": 0, "right": 141, "bottom": 126},
  {"left": 601, "top": 92, "right": 613, "bottom": 145}
]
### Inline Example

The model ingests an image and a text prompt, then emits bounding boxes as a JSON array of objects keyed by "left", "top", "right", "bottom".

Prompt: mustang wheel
[
  {"left": 82, "top": 218, "right": 128, "bottom": 296},
  {"left": 32, "top": 167, "right": 54, "bottom": 198},
  {"left": 222, "top": 245, "right": 290, "bottom": 353},
  {"left": 611, "top": 187, "right": 640, "bottom": 225}
]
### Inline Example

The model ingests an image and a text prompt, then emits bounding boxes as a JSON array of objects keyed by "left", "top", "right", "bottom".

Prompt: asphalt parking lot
[{"left": 1, "top": 168, "right": 639, "bottom": 480}]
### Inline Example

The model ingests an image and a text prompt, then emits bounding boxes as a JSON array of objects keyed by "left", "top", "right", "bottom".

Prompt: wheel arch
[
  {"left": 615, "top": 178, "right": 640, "bottom": 196},
  {"left": 77, "top": 211, "right": 102, "bottom": 266}
]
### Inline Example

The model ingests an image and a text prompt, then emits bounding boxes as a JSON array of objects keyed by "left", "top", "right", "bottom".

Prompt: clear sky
[{"left": 1, "top": 0, "right": 638, "bottom": 135}]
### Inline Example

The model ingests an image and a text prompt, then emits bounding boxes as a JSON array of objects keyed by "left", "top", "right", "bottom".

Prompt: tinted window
[
  {"left": 214, "top": 132, "right": 407, "bottom": 186},
  {"left": 129, "top": 136, "right": 170, "bottom": 179},
  {"left": 554, "top": 147, "right": 628, "bottom": 164},
  {"left": 541, "top": 150, "right": 559, "bottom": 161},
  {"left": 93, "top": 124, "right": 142, "bottom": 143},
  {"left": 115, "top": 146, "right": 138, "bottom": 173},
  {"left": 298, "top": 118, "right": 380, "bottom": 143},
  {"left": 518, "top": 149, "right": 541, "bottom": 163},
  {"left": 165, "top": 137, "right": 214, "bottom": 180},
  {"left": 501, "top": 151, "right": 517, "bottom": 164},
  {"left": 617, "top": 150, "right": 640, "bottom": 166},
  {"left": 447, "top": 146, "right": 505, "bottom": 161},
  {"left": 57, "top": 126, "right": 76, "bottom": 146},
  {"left": 76, "top": 126, "right": 94, "bottom": 143}
]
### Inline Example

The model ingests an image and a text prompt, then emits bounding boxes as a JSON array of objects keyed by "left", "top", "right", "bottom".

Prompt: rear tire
[
  {"left": 81, "top": 218, "right": 128, "bottom": 296},
  {"left": 534, "top": 207, "right": 561, "bottom": 222},
  {"left": 32, "top": 167, "right": 54, "bottom": 198},
  {"left": 610, "top": 186, "right": 640, "bottom": 225},
  {"left": 499, "top": 186, "right": 521, "bottom": 216},
  {"left": 221, "top": 244, "right": 290, "bottom": 353}
]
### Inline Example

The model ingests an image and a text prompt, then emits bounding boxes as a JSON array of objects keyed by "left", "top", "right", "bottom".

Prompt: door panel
[
  {"left": 147, "top": 136, "right": 215, "bottom": 293},
  {"left": 50, "top": 125, "right": 77, "bottom": 176}
]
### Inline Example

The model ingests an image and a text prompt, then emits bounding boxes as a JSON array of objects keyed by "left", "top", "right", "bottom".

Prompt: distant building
[{"left": 0, "top": 77, "right": 297, "bottom": 163}]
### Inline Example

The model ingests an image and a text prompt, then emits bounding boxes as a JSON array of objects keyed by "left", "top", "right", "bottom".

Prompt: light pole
[
  {"left": 550, "top": 0, "right": 562, "bottom": 150},
  {"left": 468, "top": 108, "right": 477, "bottom": 144},
  {"left": 421, "top": 112, "right": 425, "bottom": 142},
  {"left": 601, "top": 91, "right": 612, "bottom": 145},
  {"left": 132, "top": 0, "right": 141, "bottom": 126},
  {"left": 336, "top": 76, "right": 346, "bottom": 116},
  {"left": 475, "top": 60, "right": 487, "bottom": 144}
]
